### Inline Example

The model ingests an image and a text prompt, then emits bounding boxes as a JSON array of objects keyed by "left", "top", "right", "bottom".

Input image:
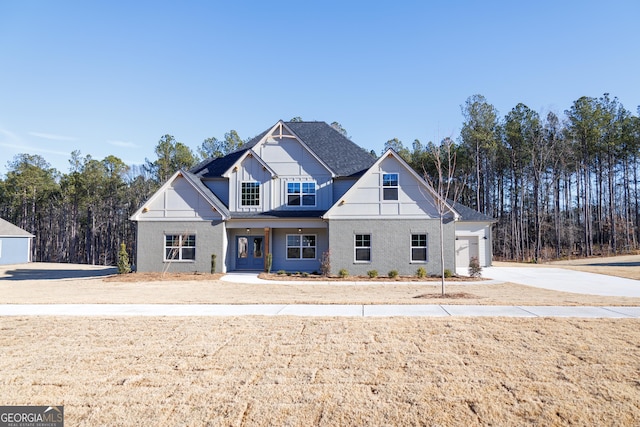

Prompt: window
[
  {"left": 287, "top": 182, "right": 316, "bottom": 206},
  {"left": 241, "top": 182, "right": 260, "bottom": 206},
  {"left": 286, "top": 234, "right": 316, "bottom": 259},
  {"left": 383, "top": 173, "right": 398, "bottom": 200},
  {"left": 165, "top": 234, "right": 196, "bottom": 261},
  {"left": 354, "top": 234, "right": 371, "bottom": 262},
  {"left": 411, "top": 234, "right": 427, "bottom": 262}
]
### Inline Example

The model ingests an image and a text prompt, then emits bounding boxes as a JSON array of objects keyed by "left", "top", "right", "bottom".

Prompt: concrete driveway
[{"left": 483, "top": 266, "right": 640, "bottom": 297}]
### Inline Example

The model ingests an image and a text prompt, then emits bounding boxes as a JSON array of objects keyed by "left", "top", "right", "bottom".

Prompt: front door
[{"left": 236, "top": 236, "right": 264, "bottom": 270}]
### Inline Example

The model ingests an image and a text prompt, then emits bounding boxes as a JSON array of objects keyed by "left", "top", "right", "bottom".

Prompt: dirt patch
[
  {"left": 1, "top": 316, "right": 638, "bottom": 426},
  {"left": 413, "top": 292, "right": 477, "bottom": 299}
]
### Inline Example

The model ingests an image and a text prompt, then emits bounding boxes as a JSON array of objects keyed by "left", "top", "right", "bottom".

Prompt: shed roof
[{"left": 0, "top": 218, "right": 35, "bottom": 237}]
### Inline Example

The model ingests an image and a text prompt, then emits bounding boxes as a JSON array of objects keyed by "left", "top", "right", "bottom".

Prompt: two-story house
[{"left": 130, "top": 120, "right": 494, "bottom": 275}]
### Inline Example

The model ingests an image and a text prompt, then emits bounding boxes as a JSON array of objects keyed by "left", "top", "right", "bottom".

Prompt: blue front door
[{"left": 236, "top": 236, "right": 264, "bottom": 270}]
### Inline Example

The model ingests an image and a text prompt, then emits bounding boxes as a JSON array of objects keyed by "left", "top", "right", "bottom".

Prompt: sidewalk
[{"left": 0, "top": 304, "right": 639, "bottom": 318}]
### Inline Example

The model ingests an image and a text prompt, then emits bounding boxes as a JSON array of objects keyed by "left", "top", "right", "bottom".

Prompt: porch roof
[{"left": 229, "top": 210, "right": 327, "bottom": 219}]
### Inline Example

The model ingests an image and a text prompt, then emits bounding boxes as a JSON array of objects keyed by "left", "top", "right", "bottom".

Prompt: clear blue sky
[{"left": 1, "top": 1, "right": 639, "bottom": 176}]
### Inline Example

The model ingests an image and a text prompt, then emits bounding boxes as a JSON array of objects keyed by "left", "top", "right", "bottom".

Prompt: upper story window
[
  {"left": 241, "top": 182, "right": 260, "bottom": 206},
  {"left": 165, "top": 234, "right": 196, "bottom": 261},
  {"left": 287, "top": 182, "right": 316, "bottom": 206},
  {"left": 383, "top": 173, "right": 398, "bottom": 200}
]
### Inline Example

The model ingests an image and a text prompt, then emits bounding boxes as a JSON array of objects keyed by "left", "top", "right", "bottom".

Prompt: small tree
[
  {"left": 469, "top": 257, "right": 482, "bottom": 278},
  {"left": 265, "top": 253, "right": 273, "bottom": 273},
  {"left": 320, "top": 250, "right": 331, "bottom": 277},
  {"left": 422, "top": 138, "right": 461, "bottom": 296},
  {"left": 117, "top": 242, "right": 131, "bottom": 274}
]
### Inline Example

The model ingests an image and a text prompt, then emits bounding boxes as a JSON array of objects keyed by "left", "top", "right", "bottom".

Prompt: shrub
[
  {"left": 117, "top": 242, "right": 131, "bottom": 274},
  {"left": 469, "top": 257, "right": 482, "bottom": 278},
  {"left": 302, "top": 272, "right": 309, "bottom": 277},
  {"left": 444, "top": 269, "right": 452, "bottom": 278},
  {"left": 415, "top": 267, "right": 427, "bottom": 278},
  {"left": 211, "top": 254, "right": 216, "bottom": 273},
  {"left": 388, "top": 269, "right": 399, "bottom": 279},
  {"left": 367, "top": 270, "right": 378, "bottom": 278},
  {"left": 277, "top": 270, "right": 286, "bottom": 275},
  {"left": 320, "top": 250, "right": 331, "bottom": 276},
  {"left": 338, "top": 268, "right": 349, "bottom": 278}
]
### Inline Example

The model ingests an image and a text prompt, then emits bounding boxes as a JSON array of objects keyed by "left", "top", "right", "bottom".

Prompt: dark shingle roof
[
  {"left": 450, "top": 201, "right": 496, "bottom": 223},
  {"left": 181, "top": 170, "right": 231, "bottom": 216},
  {"left": 191, "top": 121, "right": 375, "bottom": 178},
  {"left": 190, "top": 148, "right": 250, "bottom": 178},
  {"left": 284, "top": 121, "right": 375, "bottom": 176},
  {"left": 230, "top": 210, "right": 326, "bottom": 219}
]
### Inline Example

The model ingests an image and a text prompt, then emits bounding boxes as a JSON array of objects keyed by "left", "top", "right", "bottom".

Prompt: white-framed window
[
  {"left": 241, "top": 182, "right": 260, "bottom": 206},
  {"left": 165, "top": 234, "right": 196, "bottom": 261},
  {"left": 287, "top": 182, "right": 316, "bottom": 206},
  {"left": 383, "top": 173, "right": 399, "bottom": 200},
  {"left": 411, "top": 233, "right": 427, "bottom": 262},
  {"left": 354, "top": 234, "right": 371, "bottom": 262},
  {"left": 286, "top": 234, "right": 316, "bottom": 259}
]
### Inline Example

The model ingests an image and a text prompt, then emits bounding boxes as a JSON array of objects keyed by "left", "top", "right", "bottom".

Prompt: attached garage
[
  {"left": 455, "top": 236, "right": 480, "bottom": 269},
  {"left": 451, "top": 202, "right": 495, "bottom": 269}
]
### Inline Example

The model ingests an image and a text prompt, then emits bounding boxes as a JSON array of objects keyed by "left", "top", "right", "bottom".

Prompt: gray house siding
[
  {"left": 328, "top": 218, "right": 455, "bottom": 276},
  {"left": 270, "top": 227, "right": 329, "bottom": 273},
  {"left": 0, "top": 237, "right": 31, "bottom": 265},
  {"left": 135, "top": 221, "right": 225, "bottom": 273}
]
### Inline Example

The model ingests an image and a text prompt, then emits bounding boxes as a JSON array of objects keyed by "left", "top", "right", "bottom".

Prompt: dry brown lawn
[
  {"left": 1, "top": 258, "right": 640, "bottom": 425},
  {"left": 1, "top": 316, "right": 638, "bottom": 426}
]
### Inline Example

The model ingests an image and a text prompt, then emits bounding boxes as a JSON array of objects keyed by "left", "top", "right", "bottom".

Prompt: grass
[
  {"left": 1, "top": 316, "right": 638, "bottom": 426},
  {"left": 1, "top": 256, "right": 640, "bottom": 425}
]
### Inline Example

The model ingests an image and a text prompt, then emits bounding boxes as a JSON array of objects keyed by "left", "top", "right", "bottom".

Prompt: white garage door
[{"left": 455, "top": 236, "right": 479, "bottom": 268}]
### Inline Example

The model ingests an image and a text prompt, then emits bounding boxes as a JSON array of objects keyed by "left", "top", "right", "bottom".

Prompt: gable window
[
  {"left": 411, "top": 234, "right": 427, "bottom": 262},
  {"left": 383, "top": 173, "right": 398, "bottom": 200},
  {"left": 286, "top": 234, "right": 316, "bottom": 259},
  {"left": 241, "top": 182, "right": 260, "bottom": 206},
  {"left": 354, "top": 234, "right": 371, "bottom": 262},
  {"left": 165, "top": 234, "right": 196, "bottom": 261},
  {"left": 287, "top": 182, "right": 316, "bottom": 206}
]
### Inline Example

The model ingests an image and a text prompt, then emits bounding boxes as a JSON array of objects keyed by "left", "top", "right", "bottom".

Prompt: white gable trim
[
  {"left": 253, "top": 121, "right": 336, "bottom": 177},
  {"left": 323, "top": 149, "right": 460, "bottom": 219},
  {"left": 130, "top": 170, "right": 229, "bottom": 221},
  {"left": 221, "top": 149, "right": 277, "bottom": 178}
]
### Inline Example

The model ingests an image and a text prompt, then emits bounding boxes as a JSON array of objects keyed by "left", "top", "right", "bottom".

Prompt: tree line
[
  {"left": 0, "top": 131, "right": 244, "bottom": 266},
  {"left": 1, "top": 98, "right": 639, "bottom": 266},
  {"left": 389, "top": 93, "right": 640, "bottom": 262}
]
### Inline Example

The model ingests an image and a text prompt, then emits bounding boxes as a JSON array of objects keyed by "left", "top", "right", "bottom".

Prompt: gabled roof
[
  {"left": 220, "top": 150, "right": 277, "bottom": 178},
  {"left": 0, "top": 218, "right": 34, "bottom": 237},
  {"left": 323, "top": 148, "right": 460, "bottom": 220},
  {"left": 191, "top": 121, "right": 375, "bottom": 178},
  {"left": 191, "top": 149, "right": 248, "bottom": 178},
  {"left": 129, "top": 169, "right": 230, "bottom": 220}
]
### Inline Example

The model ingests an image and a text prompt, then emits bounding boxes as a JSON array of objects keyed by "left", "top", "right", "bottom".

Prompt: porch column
[{"left": 263, "top": 227, "right": 270, "bottom": 271}]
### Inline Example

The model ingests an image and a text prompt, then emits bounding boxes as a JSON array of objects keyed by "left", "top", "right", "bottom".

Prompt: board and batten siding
[{"left": 327, "top": 156, "right": 443, "bottom": 218}]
